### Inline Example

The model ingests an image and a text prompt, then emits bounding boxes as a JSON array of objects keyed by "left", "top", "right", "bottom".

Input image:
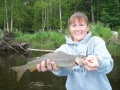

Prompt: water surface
[{"left": 0, "top": 51, "right": 119, "bottom": 90}]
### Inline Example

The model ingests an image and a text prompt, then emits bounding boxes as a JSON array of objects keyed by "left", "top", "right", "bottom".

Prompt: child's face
[{"left": 69, "top": 18, "right": 89, "bottom": 42}]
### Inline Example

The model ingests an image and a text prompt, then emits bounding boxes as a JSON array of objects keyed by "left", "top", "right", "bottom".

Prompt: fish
[{"left": 11, "top": 52, "right": 86, "bottom": 81}]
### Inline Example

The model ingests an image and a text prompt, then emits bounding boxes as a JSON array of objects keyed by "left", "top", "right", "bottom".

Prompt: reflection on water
[
  {"left": 107, "top": 56, "right": 120, "bottom": 90},
  {"left": 0, "top": 51, "right": 120, "bottom": 90},
  {"left": 0, "top": 51, "right": 66, "bottom": 90}
]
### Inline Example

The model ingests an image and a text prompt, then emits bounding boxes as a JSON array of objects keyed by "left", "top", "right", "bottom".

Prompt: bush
[
  {"left": 15, "top": 31, "right": 65, "bottom": 50},
  {"left": 90, "top": 22, "right": 112, "bottom": 41},
  {"left": 14, "top": 23, "right": 120, "bottom": 56}
]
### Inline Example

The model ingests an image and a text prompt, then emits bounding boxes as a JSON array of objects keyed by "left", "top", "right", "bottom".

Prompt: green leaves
[
  {"left": 90, "top": 22, "right": 112, "bottom": 40},
  {"left": 0, "top": 0, "right": 120, "bottom": 33}
]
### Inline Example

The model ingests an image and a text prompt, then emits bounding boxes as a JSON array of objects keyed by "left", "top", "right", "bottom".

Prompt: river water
[{"left": 0, "top": 51, "right": 120, "bottom": 90}]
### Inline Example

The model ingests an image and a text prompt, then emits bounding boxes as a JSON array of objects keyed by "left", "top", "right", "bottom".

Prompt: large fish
[{"left": 11, "top": 52, "right": 86, "bottom": 81}]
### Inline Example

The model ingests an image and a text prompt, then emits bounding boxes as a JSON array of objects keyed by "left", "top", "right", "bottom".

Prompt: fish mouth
[
  {"left": 74, "top": 56, "right": 86, "bottom": 65},
  {"left": 74, "top": 61, "right": 79, "bottom": 65}
]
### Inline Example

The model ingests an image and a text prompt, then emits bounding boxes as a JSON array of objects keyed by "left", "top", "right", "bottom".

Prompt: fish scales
[{"left": 11, "top": 52, "right": 86, "bottom": 81}]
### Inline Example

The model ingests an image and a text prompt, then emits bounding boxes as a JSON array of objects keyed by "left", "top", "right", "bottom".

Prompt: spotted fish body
[{"left": 11, "top": 53, "right": 86, "bottom": 81}]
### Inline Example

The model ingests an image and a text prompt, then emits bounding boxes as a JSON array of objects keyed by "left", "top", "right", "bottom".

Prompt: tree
[
  {"left": 91, "top": 0, "right": 95, "bottom": 23},
  {"left": 4, "top": 0, "right": 9, "bottom": 32},
  {"left": 0, "top": 0, "right": 120, "bottom": 33}
]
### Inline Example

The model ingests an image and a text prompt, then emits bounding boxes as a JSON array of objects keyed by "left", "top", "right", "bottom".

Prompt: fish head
[{"left": 74, "top": 56, "right": 86, "bottom": 65}]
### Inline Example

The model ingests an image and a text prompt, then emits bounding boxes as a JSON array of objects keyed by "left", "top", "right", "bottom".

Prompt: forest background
[{"left": 0, "top": 0, "right": 120, "bottom": 56}]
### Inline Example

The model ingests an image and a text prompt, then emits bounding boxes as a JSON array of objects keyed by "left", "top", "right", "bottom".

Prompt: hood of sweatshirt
[{"left": 63, "top": 31, "right": 92, "bottom": 56}]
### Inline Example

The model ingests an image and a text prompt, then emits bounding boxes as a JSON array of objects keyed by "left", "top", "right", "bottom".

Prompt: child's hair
[{"left": 68, "top": 12, "right": 89, "bottom": 26}]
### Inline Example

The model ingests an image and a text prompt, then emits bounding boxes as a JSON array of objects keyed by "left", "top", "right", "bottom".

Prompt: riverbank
[
  {"left": 1, "top": 31, "right": 120, "bottom": 56},
  {"left": 14, "top": 31, "right": 120, "bottom": 56},
  {"left": 1, "top": 23, "right": 120, "bottom": 56}
]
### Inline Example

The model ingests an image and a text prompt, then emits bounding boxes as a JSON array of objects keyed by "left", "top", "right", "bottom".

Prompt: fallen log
[{"left": 27, "top": 48, "right": 54, "bottom": 52}]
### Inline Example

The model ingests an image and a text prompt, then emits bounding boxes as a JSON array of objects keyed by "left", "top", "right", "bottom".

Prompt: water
[{"left": 0, "top": 51, "right": 120, "bottom": 90}]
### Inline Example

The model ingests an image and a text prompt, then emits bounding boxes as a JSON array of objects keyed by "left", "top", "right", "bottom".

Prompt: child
[{"left": 36, "top": 12, "right": 113, "bottom": 90}]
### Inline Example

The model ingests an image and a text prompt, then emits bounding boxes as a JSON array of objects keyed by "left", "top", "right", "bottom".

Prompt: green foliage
[
  {"left": 1, "top": 0, "right": 120, "bottom": 56},
  {"left": 14, "top": 31, "right": 65, "bottom": 50},
  {"left": 90, "top": 22, "right": 112, "bottom": 41},
  {"left": 107, "top": 45, "right": 120, "bottom": 56},
  {"left": 14, "top": 22, "right": 120, "bottom": 56},
  {"left": 13, "top": 29, "right": 24, "bottom": 37},
  {"left": 117, "top": 28, "right": 120, "bottom": 35},
  {"left": 1, "top": 0, "right": 120, "bottom": 32}
]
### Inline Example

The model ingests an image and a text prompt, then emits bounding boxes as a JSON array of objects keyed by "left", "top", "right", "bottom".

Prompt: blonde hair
[{"left": 68, "top": 12, "right": 89, "bottom": 26}]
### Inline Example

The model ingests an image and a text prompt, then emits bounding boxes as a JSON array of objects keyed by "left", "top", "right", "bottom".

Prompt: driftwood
[
  {"left": 0, "top": 40, "right": 31, "bottom": 51},
  {"left": 27, "top": 48, "right": 54, "bottom": 52},
  {"left": 3, "top": 41, "right": 18, "bottom": 52},
  {"left": 0, "top": 32, "right": 31, "bottom": 51}
]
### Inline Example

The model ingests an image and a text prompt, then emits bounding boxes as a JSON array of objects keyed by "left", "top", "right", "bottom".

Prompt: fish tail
[{"left": 11, "top": 66, "right": 25, "bottom": 81}]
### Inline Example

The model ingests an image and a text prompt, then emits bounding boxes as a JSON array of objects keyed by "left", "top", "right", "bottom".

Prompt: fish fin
[
  {"left": 29, "top": 68, "right": 36, "bottom": 72},
  {"left": 67, "top": 64, "right": 75, "bottom": 70},
  {"left": 11, "top": 66, "right": 25, "bottom": 81}
]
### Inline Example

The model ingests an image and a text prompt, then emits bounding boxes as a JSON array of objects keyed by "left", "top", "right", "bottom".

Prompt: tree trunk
[
  {"left": 42, "top": 8, "right": 46, "bottom": 31},
  {"left": 96, "top": 0, "right": 98, "bottom": 22},
  {"left": 91, "top": 0, "right": 95, "bottom": 23},
  {"left": 117, "top": 0, "right": 120, "bottom": 18},
  {"left": 10, "top": 0, "right": 13, "bottom": 32},
  {"left": 46, "top": 7, "right": 49, "bottom": 31},
  {"left": 59, "top": 4, "right": 62, "bottom": 31},
  {"left": 5, "top": 0, "right": 9, "bottom": 32}
]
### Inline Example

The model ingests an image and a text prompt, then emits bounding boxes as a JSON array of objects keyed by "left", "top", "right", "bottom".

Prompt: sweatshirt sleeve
[
  {"left": 53, "top": 67, "right": 73, "bottom": 76},
  {"left": 93, "top": 36, "right": 114, "bottom": 74}
]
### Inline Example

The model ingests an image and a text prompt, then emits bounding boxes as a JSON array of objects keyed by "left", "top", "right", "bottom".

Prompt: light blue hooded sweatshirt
[{"left": 53, "top": 31, "right": 113, "bottom": 90}]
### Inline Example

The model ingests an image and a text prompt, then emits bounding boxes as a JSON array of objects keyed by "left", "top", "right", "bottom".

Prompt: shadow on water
[{"left": 0, "top": 51, "right": 120, "bottom": 90}]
